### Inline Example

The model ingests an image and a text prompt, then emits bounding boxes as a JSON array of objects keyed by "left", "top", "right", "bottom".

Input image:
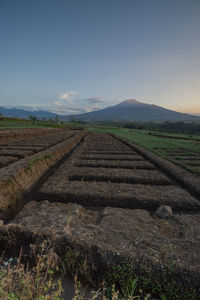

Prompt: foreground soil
[
  {"left": 0, "top": 131, "right": 200, "bottom": 299},
  {"left": 1, "top": 200, "right": 200, "bottom": 299}
]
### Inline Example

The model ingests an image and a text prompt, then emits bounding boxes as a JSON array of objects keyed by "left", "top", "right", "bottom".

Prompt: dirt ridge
[{"left": 110, "top": 133, "right": 200, "bottom": 198}]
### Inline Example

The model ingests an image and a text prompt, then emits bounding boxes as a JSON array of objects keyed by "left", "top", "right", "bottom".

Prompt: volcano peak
[{"left": 120, "top": 99, "right": 140, "bottom": 105}]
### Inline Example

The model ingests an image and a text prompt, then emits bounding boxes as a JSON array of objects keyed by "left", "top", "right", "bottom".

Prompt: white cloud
[
  {"left": 59, "top": 91, "right": 78, "bottom": 101},
  {"left": 49, "top": 92, "right": 102, "bottom": 115},
  {"left": 51, "top": 95, "right": 87, "bottom": 114},
  {"left": 85, "top": 104, "right": 101, "bottom": 112},
  {"left": 52, "top": 90, "right": 78, "bottom": 110},
  {"left": 53, "top": 101, "right": 63, "bottom": 106},
  {"left": 49, "top": 106, "right": 86, "bottom": 115}
]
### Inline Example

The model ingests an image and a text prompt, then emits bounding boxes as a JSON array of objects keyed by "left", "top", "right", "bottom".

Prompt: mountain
[
  {"left": 1, "top": 100, "right": 200, "bottom": 122},
  {"left": 0, "top": 106, "right": 57, "bottom": 119},
  {"left": 69, "top": 99, "right": 200, "bottom": 122}
]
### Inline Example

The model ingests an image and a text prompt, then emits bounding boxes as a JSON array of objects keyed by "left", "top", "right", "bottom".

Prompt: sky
[{"left": 0, "top": 0, "right": 200, "bottom": 115}]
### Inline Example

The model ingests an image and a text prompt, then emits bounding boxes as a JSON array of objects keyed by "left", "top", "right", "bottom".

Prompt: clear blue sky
[{"left": 0, "top": 0, "right": 200, "bottom": 114}]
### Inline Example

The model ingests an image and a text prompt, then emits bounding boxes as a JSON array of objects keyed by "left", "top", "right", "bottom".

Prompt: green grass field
[
  {"left": 147, "top": 130, "right": 200, "bottom": 140},
  {"left": 87, "top": 126, "right": 200, "bottom": 175},
  {"left": 0, "top": 117, "right": 46, "bottom": 129},
  {"left": 0, "top": 117, "right": 85, "bottom": 130}
]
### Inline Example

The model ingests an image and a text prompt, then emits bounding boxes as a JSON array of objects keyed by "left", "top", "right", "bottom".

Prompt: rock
[
  {"left": 0, "top": 220, "right": 4, "bottom": 226},
  {"left": 155, "top": 205, "right": 173, "bottom": 218}
]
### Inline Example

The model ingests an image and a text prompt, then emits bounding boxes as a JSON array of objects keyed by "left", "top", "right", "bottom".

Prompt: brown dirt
[
  {"left": 0, "top": 131, "right": 75, "bottom": 169},
  {"left": 37, "top": 132, "right": 199, "bottom": 213},
  {"left": 80, "top": 154, "right": 145, "bottom": 161},
  {"left": 83, "top": 146, "right": 131, "bottom": 151},
  {"left": 0, "top": 156, "right": 18, "bottom": 168},
  {"left": 68, "top": 167, "right": 171, "bottom": 184},
  {"left": 82, "top": 151, "right": 137, "bottom": 155},
  {"left": 38, "top": 181, "right": 200, "bottom": 211},
  {"left": 0, "top": 128, "right": 62, "bottom": 142},
  {"left": 112, "top": 134, "right": 200, "bottom": 197},
  {"left": 0, "top": 131, "right": 87, "bottom": 219},
  {"left": 0, "top": 145, "right": 45, "bottom": 152},
  {"left": 0, "top": 149, "right": 35, "bottom": 158},
  {"left": 1, "top": 200, "right": 200, "bottom": 298},
  {"left": 1, "top": 132, "right": 200, "bottom": 299},
  {"left": 75, "top": 160, "right": 155, "bottom": 169}
]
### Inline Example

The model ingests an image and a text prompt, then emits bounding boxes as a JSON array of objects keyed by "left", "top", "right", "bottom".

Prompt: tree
[
  {"left": 54, "top": 115, "right": 59, "bottom": 123},
  {"left": 70, "top": 116, "right": 75, "bottom": 123},
  {"left": 29, "top": 115, "right": 37, "bottom": 122}
]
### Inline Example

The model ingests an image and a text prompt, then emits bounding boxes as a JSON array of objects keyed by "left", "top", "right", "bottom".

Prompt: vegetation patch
[{"left": 25, "top": 156, "right": 43, "bottom": 173}]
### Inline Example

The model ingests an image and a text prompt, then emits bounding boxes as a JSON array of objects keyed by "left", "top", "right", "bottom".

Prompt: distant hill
[
  {"left": 0, "top": 106, "right": 57, "bottom": 119},
  {"left": 68, "top": 99, "right": 200, "bottom": 122},
  {"left": 1, "top": 100, "right": 200, "bottom": 122}
]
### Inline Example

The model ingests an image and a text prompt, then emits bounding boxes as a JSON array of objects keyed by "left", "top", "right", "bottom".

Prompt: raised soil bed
[
  {"left": 75, "top": 160, "right": 155, "bottom": 170},
  {"left": 0, "top": 131, "right": 87, "bottom": 219},
  {"left": 68, "top": 167, "right": 171, "bottom": 185},
  {"left": 1, "top": 200, "right": 200, "bottom": 299},
  {"left": 0, "top": 156, "right": 18, "bottom": 168},
  {"left": 37, "top": 181, "right": 200, "bottom": 211}
]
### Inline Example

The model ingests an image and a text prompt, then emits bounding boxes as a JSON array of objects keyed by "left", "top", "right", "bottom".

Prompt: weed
[
  {"left": 0, "top": 244, "right": 63, "bottom": 299},
  {"left": 8, "top": 177, "right": 14, "bottom": 183},
  {"left": 45, "top": 153, "right": 54, "bottom": 160},
  {"left": 121, "top": 278, "right": 139, "bottom": 299},
  {"left": 0, "top": 246, "right": 144, "bottom": 300},
  {"left": 25, "top": 156, "right": 43, "bottom": 173},
  {"left": 160, "top": 294, "right": 167, "bottom": 300},
  {"left": 64, "top": 248, "right": 89, "bottom": 280}
]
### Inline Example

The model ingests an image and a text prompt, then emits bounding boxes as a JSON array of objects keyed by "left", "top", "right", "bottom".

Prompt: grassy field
[
  {"left": 0, "top": 117, "right": 85, "bottom": 130},
  {"left": 87, "top": 126, "right": 200, "bottom": 175},
  {"left": 0, "top": 117, "right": 46, "bottom": 129},
  {"left": 146, "top": 130, "right": 200, "bottom": 140}
]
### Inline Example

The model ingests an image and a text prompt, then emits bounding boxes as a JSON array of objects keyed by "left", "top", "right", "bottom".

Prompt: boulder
[{"left": 155, "top": 205, "right": 173, "bottom": 218}]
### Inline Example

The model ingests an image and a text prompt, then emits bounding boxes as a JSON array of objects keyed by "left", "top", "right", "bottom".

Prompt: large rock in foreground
[{"left": 0, "top": 200, "right": 200, "bottom": 299}]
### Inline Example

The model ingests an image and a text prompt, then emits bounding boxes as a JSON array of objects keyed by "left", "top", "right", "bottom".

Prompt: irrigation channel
[{"left": 0, "top": 130, "right": 200, "bottom": 299}]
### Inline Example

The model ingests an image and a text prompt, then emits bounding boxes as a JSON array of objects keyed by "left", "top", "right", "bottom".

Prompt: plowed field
[
  {"left": 1, "top": 131, "right": 200, "bottom": 299},
  {"left": 0, "top": 129, "right": 75, "bottom": 168}
]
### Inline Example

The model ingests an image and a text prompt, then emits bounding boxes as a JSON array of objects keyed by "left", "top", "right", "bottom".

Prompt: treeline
[
  {"left": 124, "top": 121, "right": 200, "bottom": 135},
  {"left": 28, "top": 115, "right": 62, "bottom": 123}
]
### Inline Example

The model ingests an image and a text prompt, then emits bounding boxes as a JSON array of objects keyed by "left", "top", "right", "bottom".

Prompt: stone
[{"left": 155, "top": 205, "right": 173, "bottom": 218}]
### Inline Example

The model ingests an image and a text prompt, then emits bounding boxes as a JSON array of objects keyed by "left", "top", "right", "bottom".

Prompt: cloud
[
  {"left": 85, "top": 98, "right": 103, "bottom": 112},
  {"left": 49, "top": 93, "right": 103, "bottom": 115},
  {"left": 59, "top": 91, "right": 78, "bottom": 101},
  {"left": 53, "top": 101, "right": 63, "bottom": 107},
  {"left": 86, "top": 97, "right": 103, "bottom": 104},
  {"left": 85, "top": 104, "right": 101, "bottom": 112},
  {"left": 49, "top": 106, "right": 86, "bottom": 115},
  {"left": 53, "top": 90, "right": 79, "bottom": 111},
  {"left": 51, "top": 99, "right": 86, "bottom": 114}
]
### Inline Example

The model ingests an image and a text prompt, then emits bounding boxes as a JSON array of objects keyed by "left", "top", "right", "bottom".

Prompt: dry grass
[
  {"left": 0, "top": 244, "right": 63, "bottom": 299},
  {"left": 0, "top": 243, "right": 155, "bottom": 300}
]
